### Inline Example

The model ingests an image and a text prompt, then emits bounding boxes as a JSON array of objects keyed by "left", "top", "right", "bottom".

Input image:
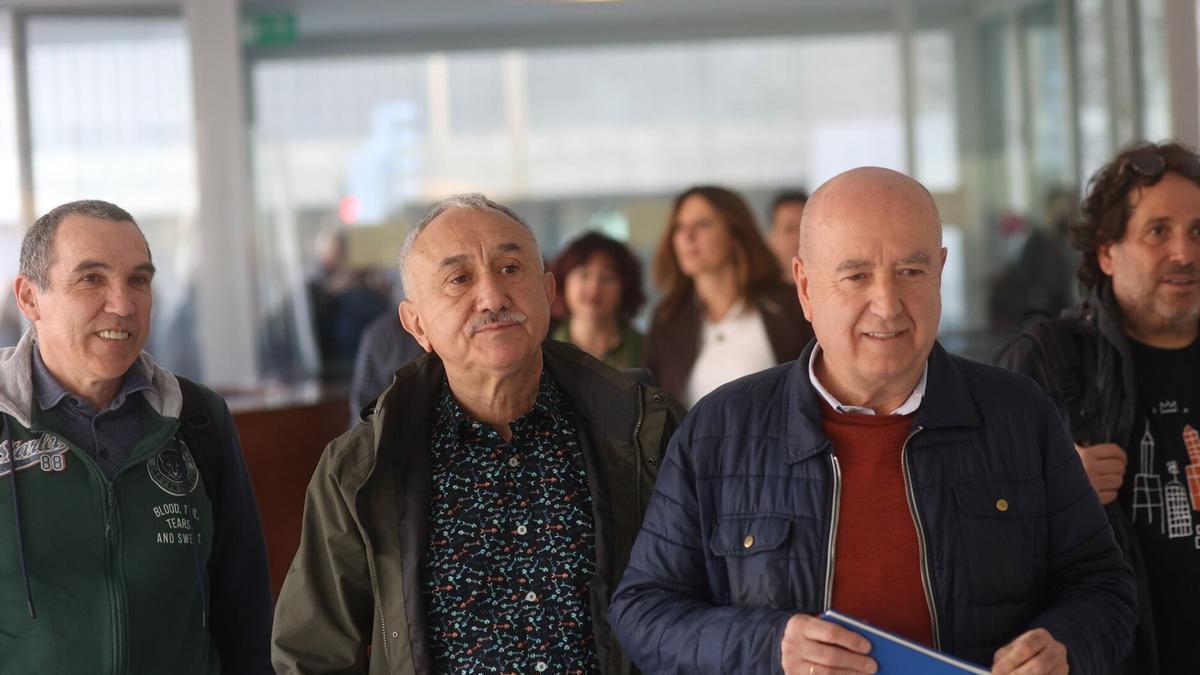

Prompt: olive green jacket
[{"left": 272, "top": 340, "right": 683, "bottom": 674}]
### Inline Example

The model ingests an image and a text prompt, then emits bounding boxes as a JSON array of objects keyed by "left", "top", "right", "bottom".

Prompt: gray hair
[
  {"left": 20, "top": 199, "right": 148, "bottom": 290},
  {"left": 398, "top": 193, "right": 542, "bottom": 294}
]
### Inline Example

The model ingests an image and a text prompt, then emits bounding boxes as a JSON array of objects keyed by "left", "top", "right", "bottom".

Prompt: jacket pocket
[
  {"left": 709, "top": 515, "right": 794, "bottom": 608},
  {"left": 952, "top": 477, "right": 1048, "bottom": 604}
]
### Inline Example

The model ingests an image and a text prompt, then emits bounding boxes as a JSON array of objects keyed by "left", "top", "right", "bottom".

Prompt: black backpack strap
[
  {"left": 175, "top": 376, "right": 224, "bottom": 501},
  {"left": 1022, "top": 316, "right": 1102, "bottom": 443}
]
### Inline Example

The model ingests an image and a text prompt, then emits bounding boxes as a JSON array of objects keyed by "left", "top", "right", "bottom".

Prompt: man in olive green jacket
[{"left": 272, "top": 194, "right": 682, "bottom": 674}]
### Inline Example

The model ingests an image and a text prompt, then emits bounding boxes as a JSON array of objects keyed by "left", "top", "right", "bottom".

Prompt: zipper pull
[{"left": 104, "top": 488, "right": 115, "bottom": 537}]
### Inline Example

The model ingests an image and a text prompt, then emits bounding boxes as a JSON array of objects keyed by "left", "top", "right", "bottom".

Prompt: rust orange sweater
[{"left": 820, "top": 399, "right": 933, "bottom": 647}]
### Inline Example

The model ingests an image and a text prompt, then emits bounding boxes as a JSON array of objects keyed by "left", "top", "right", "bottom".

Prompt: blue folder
[{"left": 820, "top": 610, "right": 990, "bottom": 674}]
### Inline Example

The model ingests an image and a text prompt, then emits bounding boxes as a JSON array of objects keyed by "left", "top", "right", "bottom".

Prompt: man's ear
[
  {"left": 1097, "top": 243, "right": 1116, "bottom": 277},
  {"left": 542, "top": 271, "right": 556, "bottom": 306},
  {"left": 793, "top": 257, "right": 814, "bottom": 322},
  {"left": 13, "top": 274, "right": 42, "bottom": 322},
  {"left": 399, "top": 301, "right": 433, "bottom": 353}
]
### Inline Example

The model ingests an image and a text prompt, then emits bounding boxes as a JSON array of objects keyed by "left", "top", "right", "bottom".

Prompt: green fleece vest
[{"left": 0, "top": 398, "right": 217, "bottom": 675}]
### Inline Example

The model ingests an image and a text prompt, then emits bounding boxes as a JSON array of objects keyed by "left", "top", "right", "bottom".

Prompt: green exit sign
[{"left": 244, "top": 12, "right": 297, "bottom": 48}]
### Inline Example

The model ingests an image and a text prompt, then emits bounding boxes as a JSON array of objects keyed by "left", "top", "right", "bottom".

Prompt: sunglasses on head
[{"left": 1121, "top": 148, "right": 1200, "bottom": 183}]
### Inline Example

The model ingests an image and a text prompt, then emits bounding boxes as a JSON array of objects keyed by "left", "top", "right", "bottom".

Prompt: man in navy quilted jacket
[{"left": 610, "top": 167, "right": 1136, "bottom": 675}]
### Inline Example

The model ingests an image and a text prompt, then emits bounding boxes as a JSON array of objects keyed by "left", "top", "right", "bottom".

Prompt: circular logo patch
[{"left": 147, "top": 441, "right": 199, "bottom": 496}]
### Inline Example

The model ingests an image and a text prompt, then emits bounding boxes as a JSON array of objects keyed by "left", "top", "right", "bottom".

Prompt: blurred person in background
[
  {"left": 766, "top": 189, "right": 809, "bottom": 285},
  {"left": 644, "top": 185, "right": 812, "bottom": 407},
  {"left": 347, "top": 310, "right": 424, "bottom": 420},
  {"left": 550, "top": 231, "right": 646, "bottom": 369},
  {"left": 0, "top": 285, "right": 22, "bottom": 347},
  {"left": 348, "top": 241, "right": 425, "bottom": 422},
  {"left": 990, "top": 186, "right": 1079, "bottom": 332},
  {"left": 307, "top": 227, "right": 390, "bottom": 380}
]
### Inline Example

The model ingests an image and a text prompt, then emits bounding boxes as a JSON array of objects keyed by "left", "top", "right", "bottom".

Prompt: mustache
[
  {"left": 468, "top": 309, "right": 527, "bottom": 335},
  {"left": 1162, "top": 264, "right": 1198, "bottom": 277}
]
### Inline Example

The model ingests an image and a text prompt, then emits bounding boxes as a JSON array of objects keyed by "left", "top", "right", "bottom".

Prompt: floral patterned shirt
[{"left": 422, "top": 374, "right": 599, "bottom": 675}]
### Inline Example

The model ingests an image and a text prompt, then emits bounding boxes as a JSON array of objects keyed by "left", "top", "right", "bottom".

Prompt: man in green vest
[{"left": 1, "top": 199, "right": 273, "bottom": 674}]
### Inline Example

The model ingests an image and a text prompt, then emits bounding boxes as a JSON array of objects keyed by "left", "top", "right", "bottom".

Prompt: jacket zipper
[
  {"left": 51, "top": 427, "right": 125, "bottom": 675},
  {"left": 365, "top": 536, "right": 392, "bottom": 666},
  {"left": 822, "top": 454, "right": 842, "bottom": 610},
  {"left": 632, "top": 392, "right": 646, "bottom": 518},
  {"left": 900, "top": 426, "right": 941, "bottom": 650},
  {"left": 357, "top": 416, "right": 393, "bottom": 668},
  {"left": 34, "top": 427, "right": 125, "bottom": 674},
  {"left": 104, "top": 482, "right": 128, "bottom": 675}
]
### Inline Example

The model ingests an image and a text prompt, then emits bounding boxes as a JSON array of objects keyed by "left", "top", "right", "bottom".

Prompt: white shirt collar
[{"left": 807, "top": 342, "right": 928, "bottom": 416}]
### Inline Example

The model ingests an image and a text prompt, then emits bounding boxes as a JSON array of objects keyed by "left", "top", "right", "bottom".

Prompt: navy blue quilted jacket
[{"left": 610, "top": 341, "right": 1136, "bottom": 675}]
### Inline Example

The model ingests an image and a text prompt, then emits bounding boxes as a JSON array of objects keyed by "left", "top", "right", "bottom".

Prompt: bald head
[
  {"left": 798, "top": 167, "right": 941, "bottom": 262},
  {"left": 792, "top": 166, "right": 946, "bottom": 414}
]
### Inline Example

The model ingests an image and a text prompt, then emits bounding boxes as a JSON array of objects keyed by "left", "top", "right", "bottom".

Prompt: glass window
[
  {"left": 252, "top": 55, "right": 429, "bottom": 380},
  {"left": 252, "top": 54, "right": 428, "bottom": 223},
  {"left": 26, "top": 15, "right": 201, "bottom": 377},
  {"left": 1023, "top": 2, "right": 1072, "bottom": 199},
  {"left": 914, "top": 29, "right": 960, "bottom": 192},
  {"left": 253, "top": 31, "right": 906, "bottom": 215},
  {"left": 525, "top": 42, "right": 699, "bottom": 130},
  {"left": 526, "top": 34, "right": 905, "bottom": 195},
  {"left": 447, "top": 51, "right": 505, "bottom": 136},
  {"left": 250, "top": 32, "right": 909, "bottom": 379},
  {"left": 1138, "top": 0, "right": 1170, "bottom": 140},
  {"left": 1075, "top": 0, "right": 1112, "bottom": 185},
  {"left": 0, "top": 17, "right": 17, "bottom": 230},
  {"left": 966, "top": 5, "right": 1080, "bottom": 347},
  {"left": 0, "top": 13, "right": 22, "bottom": 347},
  {"left": 975, "top": 17, "right": 1015, "bottom": 209}
]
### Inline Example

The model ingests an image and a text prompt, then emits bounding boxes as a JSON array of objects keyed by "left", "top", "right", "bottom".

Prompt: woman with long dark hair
[{"left": 645, "top": 185, "right": 812, "bottom": 406}]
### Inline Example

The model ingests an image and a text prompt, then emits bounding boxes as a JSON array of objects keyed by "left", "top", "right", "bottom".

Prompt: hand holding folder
[{"left": 780, "top": 613, "right": 878, "bottom": 674}]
